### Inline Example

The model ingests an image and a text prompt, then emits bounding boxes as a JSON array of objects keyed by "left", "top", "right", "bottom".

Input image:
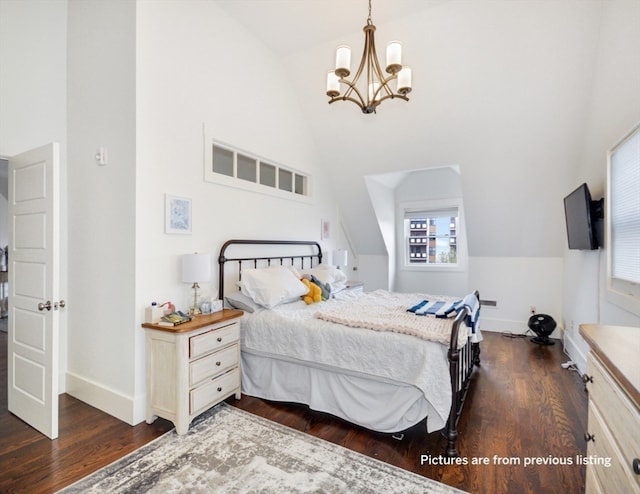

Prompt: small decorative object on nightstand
[
  {"left": 344, "top": 281, "right": 364, "bottom": 294},
  {"left": 142, "top": 308, "right": 243, "bottom": 434}
]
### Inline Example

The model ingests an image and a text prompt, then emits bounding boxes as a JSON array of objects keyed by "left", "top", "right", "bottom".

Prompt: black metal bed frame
[{"left": 217, "top": 239, "right": 480, "bottom": 457}]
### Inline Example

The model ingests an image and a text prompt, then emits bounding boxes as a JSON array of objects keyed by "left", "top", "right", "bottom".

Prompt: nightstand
[
  {"left": 344, "top": 281, "right": 364, "bottom": 293},
  {"left": 142, "top": 309, "right": 243, "bottom": 434}
]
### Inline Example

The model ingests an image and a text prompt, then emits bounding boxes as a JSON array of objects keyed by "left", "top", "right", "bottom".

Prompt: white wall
[
  {"left": 65, "top": 0, "right": 138, "bottom": 421},
  {"left": 0, "top": 0, "right": 68, "bottom": 158},
  {"left": 470, "top": 257, "right": 564, "bottom": 336},
  {"left": 365, "top": 165, "right": 564, "bottom": 336},
  {"left": 364, "top": 175, "right": 397, "bottom": 290},
  {"left": 285, "top": 0, "right": 600, "bottom": 340},
  {"left": 133, "top": 1, "right": 339, "bottom": 423},
  {"left": 563, "top": 0, "right": 640, "bottom": 372},
  {"left": 0, "top": 0, "right": 69, "bottom": 389},
  {"left": 1, "top": 0, "right": 339, "bottom": 425},
  {"left": 288, "top": 1, "right": 603, "bottom": 261}
]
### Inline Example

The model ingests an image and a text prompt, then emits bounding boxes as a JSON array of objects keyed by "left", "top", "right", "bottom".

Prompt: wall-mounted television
[{"left": 563, "top": 183, "right": 603, "bottom": 250}]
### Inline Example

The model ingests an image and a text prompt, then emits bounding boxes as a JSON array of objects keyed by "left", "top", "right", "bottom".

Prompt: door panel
[
  {"left": 8, "top": 142, "right": 60, "bottom": 439},
  {"left": 14, "top": 212, "right": 47, "bottom": 249}
]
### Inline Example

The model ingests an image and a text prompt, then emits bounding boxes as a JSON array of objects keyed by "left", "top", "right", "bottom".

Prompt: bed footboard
[{"left": 444, "top": 290, "right": 480, "bottom": 457}]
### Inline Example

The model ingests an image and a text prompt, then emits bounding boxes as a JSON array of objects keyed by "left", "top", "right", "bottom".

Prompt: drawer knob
[
  {"left": 584, "top": 432, "right": 595, "bottom": 442},
  {"left": 633, "top": 458, "right": 640, "bottom": 475},
  {"left": 216, "top": 361, "right": 221, "bottom": 366},
  {"left": 217, "top": 387, "right": 222, "bottom": 392},
  {"left": 217, "top": 337, "right": 222, "bottom": 342},
  {"left": 582, "top": 374, "right": 593, "bottom": 384}
]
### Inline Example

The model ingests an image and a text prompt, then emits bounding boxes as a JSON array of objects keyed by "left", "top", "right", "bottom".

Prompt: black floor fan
[{"left": 528, "top": 314, "right": 556, "bottom": 346}]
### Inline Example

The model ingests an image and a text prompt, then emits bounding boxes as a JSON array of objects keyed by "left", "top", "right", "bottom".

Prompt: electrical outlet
[{"left": 529, "top": 305, "right": 536, "bottom": 314}]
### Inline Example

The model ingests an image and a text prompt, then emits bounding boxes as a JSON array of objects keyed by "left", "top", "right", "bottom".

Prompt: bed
[{"left": 217, "top": 239, "right": 481, "bottom": 457}]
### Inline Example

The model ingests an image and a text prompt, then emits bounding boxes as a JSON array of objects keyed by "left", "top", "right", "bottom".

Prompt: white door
[{"left": 8, "top": 142, "right": 61, "bottom": 439}]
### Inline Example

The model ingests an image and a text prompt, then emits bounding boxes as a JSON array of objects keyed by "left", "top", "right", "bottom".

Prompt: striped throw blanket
[{"left": 407, "top": 299, "right": 462, "bottom": 318}]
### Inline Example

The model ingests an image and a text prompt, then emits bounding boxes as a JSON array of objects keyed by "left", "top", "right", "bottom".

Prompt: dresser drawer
[
  {"left": 585, "top": 462, "right": 605, "bottom": 494},
  {"left": 587, "top": 355, "right": 640, "bottom": 488},
  {"left": 587, "top": 402, "right": 640, "bottom": 493},
  {"left": 189, "top": 343, "right": 239, "bottom": 386},
  {"left": 189, "top": 322, "right": 239, "bottom": 359},
  {"left": 190, "top": 368, "right": 240, "bottom": 414}
]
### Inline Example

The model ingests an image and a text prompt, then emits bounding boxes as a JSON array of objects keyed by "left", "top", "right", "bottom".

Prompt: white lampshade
[
  {"left": 333, "top": 249, "right": 348, "bottom": 268},
  {"left": 335, "top": 45, "right": 351, "bottom": 77},
  {"left": 386, "top": 41, "right": 402, "bottom": 73},
  {"left": 182, "top": 253, "right": 211, "bottom": 284},
  {"left": 397, "top": 66, "right": 412, "bottom": 95},
  {"left": 326, "top": 70, "right": 340, "bottom": 97}
]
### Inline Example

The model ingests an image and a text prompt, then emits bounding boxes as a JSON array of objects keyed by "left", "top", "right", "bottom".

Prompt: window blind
[
  {"left": 610, "top": 126, "right": 640, "bottom": 284},
  {"left": 404, "top": 207, "right": 458, "bottom": 220}
]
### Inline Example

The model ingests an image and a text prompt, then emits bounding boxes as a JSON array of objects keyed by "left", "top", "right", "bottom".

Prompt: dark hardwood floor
[{"left": 0, "top": 329, "right": 588, "bottom": 494}]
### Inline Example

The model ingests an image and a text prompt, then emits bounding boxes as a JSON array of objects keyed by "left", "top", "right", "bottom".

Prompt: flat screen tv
[{"left": 563, "top": 183, "right": 602, "bottom": 250}]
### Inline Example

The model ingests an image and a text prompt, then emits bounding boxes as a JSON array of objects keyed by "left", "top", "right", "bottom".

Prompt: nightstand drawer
[
  {"left": 189, "top": 322, "right": 239, "bottom": 359},
  {"left": 189, "top": 343, "right": 239, "bottom": 386},
  {"left": 190, "top": 368, "right": 240, "bottom": 414}
]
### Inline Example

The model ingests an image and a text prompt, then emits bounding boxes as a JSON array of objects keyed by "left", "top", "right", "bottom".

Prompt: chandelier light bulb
[
  {"left": 386, "top": 41, "right": 402, "bottom": 74},
  {"left": 335, "top": 45, "right": 351, "bottom": 78},
  {"left": 397, "top": 66, "right": 412, "bottom": 95},
  {"left": 326, "top": 71, "right": 340, "bottom": 97}
]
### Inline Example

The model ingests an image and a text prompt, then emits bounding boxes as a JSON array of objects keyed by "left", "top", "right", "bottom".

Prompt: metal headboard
[{"left": 217, "top": 239, "right": 323, "bottom": 301}]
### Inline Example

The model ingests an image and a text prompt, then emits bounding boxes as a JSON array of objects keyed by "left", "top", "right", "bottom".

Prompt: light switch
[{"left": 95, "top": 147, "right": 108, "bottom": 165}]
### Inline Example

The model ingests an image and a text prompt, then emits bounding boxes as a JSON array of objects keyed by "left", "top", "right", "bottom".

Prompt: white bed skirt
[{"left": 241, "top": 350, "right": 442, "bottom": 433}]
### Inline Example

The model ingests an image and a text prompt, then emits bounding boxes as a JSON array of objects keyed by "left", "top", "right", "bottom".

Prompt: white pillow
[
  {"left": 225, "top": 291, "right": 261, "bottom": 313},
  {"left": 300, "top": 264, "right": 348, "bottom": 291},
  {"left": 240, "top": 266, "right": 308, "bottom": 309}
]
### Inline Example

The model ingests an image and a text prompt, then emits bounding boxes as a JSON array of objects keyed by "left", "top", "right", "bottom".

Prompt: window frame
[
  {"left": 399, "top": 198, "right": 467, "bottom": 272},
  {"left": 605, "top": 121, "right": 640, "bottom": 316}
]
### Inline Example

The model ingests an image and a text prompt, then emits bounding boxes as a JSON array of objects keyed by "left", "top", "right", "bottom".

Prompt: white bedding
[{"left": 240, "top": 290, "right": 467, "bottom": 432}]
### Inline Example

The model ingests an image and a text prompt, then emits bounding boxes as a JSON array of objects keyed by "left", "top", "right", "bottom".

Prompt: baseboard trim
[
  {"left": 479, "top": 316, "right": 562, "bottom": 340},
  {"left": 65, "top": 371, "right": 139, "bottom": 425},
  {"left": 562, "top": 331, "right": 587, "bottom": 374}
]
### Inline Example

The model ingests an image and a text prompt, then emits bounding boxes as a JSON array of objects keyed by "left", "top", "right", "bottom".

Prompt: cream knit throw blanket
[{"left": 315, "top": 290, "right": 468, "bottom": 348}]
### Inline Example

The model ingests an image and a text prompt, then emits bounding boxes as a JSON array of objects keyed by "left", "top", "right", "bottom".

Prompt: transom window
[{"left": 204, "top": 137, "right": 311, "bottom": 201}]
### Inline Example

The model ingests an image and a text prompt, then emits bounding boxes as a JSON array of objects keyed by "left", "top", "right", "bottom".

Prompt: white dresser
[
  {"left": 143, "top": 309, "right": 243, "bottom": 434},
  {"left": 580, "top": 324, "right": 640, "bottom": 494}
]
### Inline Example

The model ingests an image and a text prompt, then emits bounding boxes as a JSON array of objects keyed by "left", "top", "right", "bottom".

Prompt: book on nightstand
[{"left": 157, "top": 312, "right": 192, "bottom": 326}]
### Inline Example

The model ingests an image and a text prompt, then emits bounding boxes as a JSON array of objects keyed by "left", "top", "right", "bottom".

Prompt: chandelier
[{"left": 326, "top": 0, "right": 412, "bottom": 114}]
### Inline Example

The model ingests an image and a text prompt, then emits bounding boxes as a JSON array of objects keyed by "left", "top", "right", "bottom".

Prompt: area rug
[{"left": 58, "top": 403, "right": 466, "bottom": 494}]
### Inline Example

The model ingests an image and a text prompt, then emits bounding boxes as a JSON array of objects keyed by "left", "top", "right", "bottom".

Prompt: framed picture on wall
[
  {"left": 321, "top": 219, "right": 330, "bottom": 240},
  {"left": 165, "top": 194, "right": 192, "bottom": 234}
]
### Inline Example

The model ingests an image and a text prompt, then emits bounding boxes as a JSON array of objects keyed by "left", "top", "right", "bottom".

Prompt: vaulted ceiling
[{"left": 215, "top": 1, "right": 607, "bottom": 258}]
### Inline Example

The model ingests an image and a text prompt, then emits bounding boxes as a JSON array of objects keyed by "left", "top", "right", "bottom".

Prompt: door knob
[{"left": 38, "top": 301, "right": 52, "bottom": 311}]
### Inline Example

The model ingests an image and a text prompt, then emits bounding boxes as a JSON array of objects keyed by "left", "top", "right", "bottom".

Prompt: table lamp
[
  {"left": 182, "top": 253, "right": 211, "bottom": 315},
  {"left": 333, "top": 249, "right": 348, "bottom": 270}
]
